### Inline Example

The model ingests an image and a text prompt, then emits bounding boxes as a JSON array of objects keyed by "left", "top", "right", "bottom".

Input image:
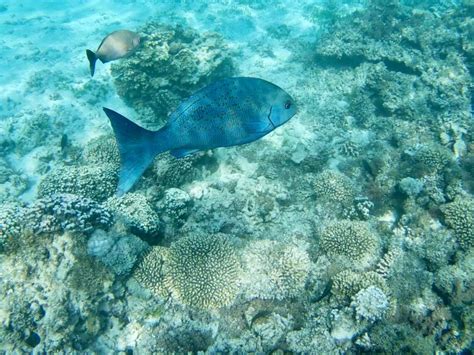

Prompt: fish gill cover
[{"left": 0, "top": 0, "right": 473, "bottom": 353}]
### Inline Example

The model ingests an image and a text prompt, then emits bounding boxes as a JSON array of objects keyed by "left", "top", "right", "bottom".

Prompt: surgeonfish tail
[
  {"left": 86, "top": 49, "right": 97, "bottom": 77},
  {"left": 103, "top": 107, "right": 163, "bottom": 196}
]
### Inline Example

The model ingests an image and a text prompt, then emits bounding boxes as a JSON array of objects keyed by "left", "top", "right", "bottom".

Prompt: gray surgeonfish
[
  {"left": 86, "top": 30, "right": 140, "bottom": 77},
  {"left": 103, "top": 77, "right": 297, "bottom": 195}
]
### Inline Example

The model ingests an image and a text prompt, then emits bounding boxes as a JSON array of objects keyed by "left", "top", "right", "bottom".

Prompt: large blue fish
[{"left": 103, "top": 77, "right": 297, "bottom": 195}]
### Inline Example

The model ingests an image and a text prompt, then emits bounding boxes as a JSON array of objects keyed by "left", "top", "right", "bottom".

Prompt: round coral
[
  {"left": 415, "top": 144, "right": 452, "bottom": 174},
  {"left": 441, "top": 197, "right": 474, "bottom": 250},
  {"left": 166, "top": 234, "right": 240, "bottom": 309},
  {"left": 0, "top": 202, "right": 26, "bottom": 252},
  {"left": 314, "top": 170, "right": 355, "bottom": 206}
]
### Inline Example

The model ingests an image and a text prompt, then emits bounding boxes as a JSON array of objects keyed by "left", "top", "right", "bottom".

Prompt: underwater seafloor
[{"left": 0, "top": 0, "right": 473, "bottom": 353}]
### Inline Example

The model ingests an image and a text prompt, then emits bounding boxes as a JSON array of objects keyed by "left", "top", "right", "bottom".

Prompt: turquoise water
[{"left": 0, "top": 0, "right": 473, "bottom": 353}]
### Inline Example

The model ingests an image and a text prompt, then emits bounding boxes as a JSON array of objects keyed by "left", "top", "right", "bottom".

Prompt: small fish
[
  {"left": 86, "top": 30, "right": 141, "bottom": 77},
  {"left": 103, "top": 77, "right": 297, "bottom": 196}
]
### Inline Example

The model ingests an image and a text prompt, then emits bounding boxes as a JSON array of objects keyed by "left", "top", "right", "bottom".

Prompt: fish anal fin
[{"left": 170, "top": 148, "right": 200, "bottom": 158}]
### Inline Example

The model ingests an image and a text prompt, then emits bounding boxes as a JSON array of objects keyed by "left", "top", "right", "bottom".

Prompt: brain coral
[
  {"left": 133, "top": 246, "right": 170, "bottom": 297},
  {"left": 320, "top": 220, "right": 378, "bottom": 267},
  {"left": 314, "top": 170, "right": 355, "bottom": 206},
  {"left": 38, "top": 165, "right": 117, "bottom": 202},
  {"left": 166, "top": 234, "right": 240, "bottom": 309},
  {"left": 241, "top": 239, "right": 311, "bottom": 300},
  {"left": 111, "top": 22, "right": 235, "bottom": 128},
  {"left": 441, "top": 196, "right": 474, "bottom": 250}
]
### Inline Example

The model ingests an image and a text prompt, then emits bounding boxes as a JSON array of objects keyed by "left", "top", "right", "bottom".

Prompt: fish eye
[{"left": 284, "top": 101, "right": 292, "bottom": 109}]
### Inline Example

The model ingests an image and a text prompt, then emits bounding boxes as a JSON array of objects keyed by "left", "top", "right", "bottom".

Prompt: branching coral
[
  {"left": 25, "top": 193, "right": 113, "bottom": 235},
  {"left": 166, "top": 234, "right": 240, "bottom": 309},
  {"left": 441, "top": 196, "right": 474, "bottom": 249}
]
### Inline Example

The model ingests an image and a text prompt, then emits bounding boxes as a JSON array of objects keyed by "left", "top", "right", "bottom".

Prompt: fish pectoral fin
[
  {"left": 170, "top": 148, "right": 200, "bottom": 158},
  {"left": 242, "top": 119, "right": 272, "bottom": 135}
]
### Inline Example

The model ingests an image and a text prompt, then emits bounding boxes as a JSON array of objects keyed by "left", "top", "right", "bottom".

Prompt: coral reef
[
  {"left": 1, "top": 1, "right": 472, "bottom": 353},
  {"left": 111, "top": 22, "right": 235, "bottom": 128},
  {"left": 0, "top": 232, "right": 114, "bottom": 353},
  {"left": 165, "top": 234, "right": 240, "bottom": 309}
]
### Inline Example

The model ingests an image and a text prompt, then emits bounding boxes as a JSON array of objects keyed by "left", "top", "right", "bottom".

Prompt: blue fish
[{"left": 103, "top": 77, "right": 297, "bottom": 195}]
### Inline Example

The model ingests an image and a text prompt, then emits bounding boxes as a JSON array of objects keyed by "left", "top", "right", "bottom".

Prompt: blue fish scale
[
  {"left": 104, "top": 77, "right": 296, "bottom": 195},
  {"left": 166, "top": 78, "right": 273, "bottom": 150}
]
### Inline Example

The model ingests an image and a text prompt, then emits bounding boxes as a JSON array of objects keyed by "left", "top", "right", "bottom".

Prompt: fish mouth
[{"left": 267, "top": 106, "right": 276, "bottom": 128}]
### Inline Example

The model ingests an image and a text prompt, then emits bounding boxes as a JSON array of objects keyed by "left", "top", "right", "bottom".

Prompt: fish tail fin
[
  {"left": 103, "top": 107, "right": 166, "bottom": 196},
  {"left": 86, "top": 49, "right": 97, "bottom": 77}
]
